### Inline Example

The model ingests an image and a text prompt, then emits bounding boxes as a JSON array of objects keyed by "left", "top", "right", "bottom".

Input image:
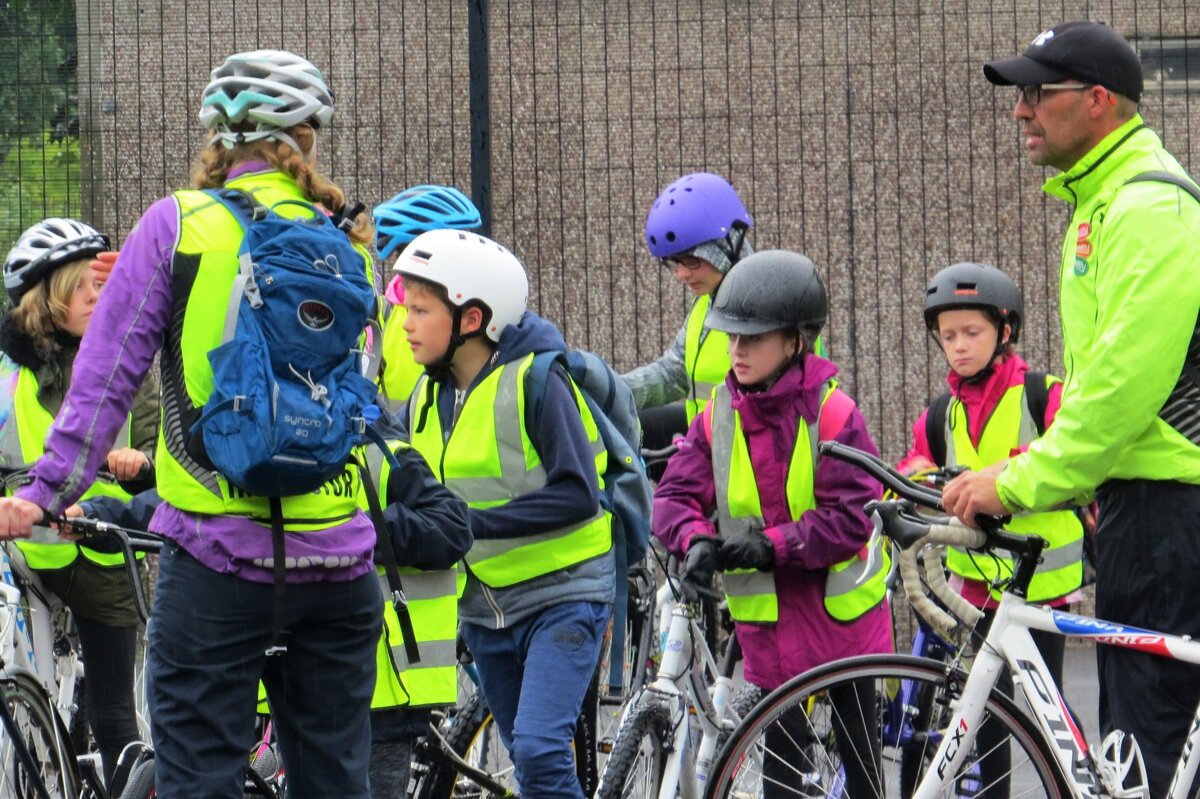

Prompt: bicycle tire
[
  {"left": 594, "top": 703, "right": 670, "bottom": 799},
  {"left": 419, "top": 690, "right": 518, "bottom": 799},
  {"left": 713, "top": 683, "right": 764, "bottom": 755},
  {"left": 705, "top": 654, "right": 1068, "bottom": 799},
  {"left": 116, "top": 759, "right": 155, "bottom": 799},
  {"left": 0, "top": 670, "right": 82, "bottom": 799}
]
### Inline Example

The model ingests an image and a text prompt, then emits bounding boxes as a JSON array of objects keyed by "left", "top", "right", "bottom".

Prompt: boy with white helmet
[{"left": 394, "top": 229, "right": 613, "bottom": 799}]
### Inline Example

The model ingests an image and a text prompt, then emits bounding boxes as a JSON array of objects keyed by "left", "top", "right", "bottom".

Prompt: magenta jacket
[{"left": 653, "top": 355, "right": 893, "bottom": 691}]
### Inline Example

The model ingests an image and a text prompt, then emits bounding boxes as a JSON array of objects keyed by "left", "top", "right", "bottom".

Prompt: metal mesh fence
[{"left": 2, "top": 0, "right": 1197, "bottom": 467}]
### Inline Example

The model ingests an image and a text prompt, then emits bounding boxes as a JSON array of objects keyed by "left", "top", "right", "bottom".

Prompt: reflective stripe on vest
[
  {"left": 155, "top": 174, "right": 366, "bottom": 529},
  {"left": 373, "top": 569, "right": 459, "bottom": 709},
  {"left": 407, "top": 356, "right": 612, "bottom": 588},
  {"left": 710, "top": 382, "right": 888, "bottom": 623},
  {"left": 684, "top": 296, "right": 730, "bottom": 423},
  {"left": 2, "top": 366, "right": 135, "bottom": 569},
  {"left": 943, "top": 380, "right": 1083, "bottom": 602},
  {"left": 360, "top": 442, "right": 459, "bottom": 708}
]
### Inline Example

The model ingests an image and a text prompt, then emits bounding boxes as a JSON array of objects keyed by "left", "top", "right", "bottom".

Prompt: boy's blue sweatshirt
[{"left": 402, "top": 311, "right": 615, "bottom": 629}]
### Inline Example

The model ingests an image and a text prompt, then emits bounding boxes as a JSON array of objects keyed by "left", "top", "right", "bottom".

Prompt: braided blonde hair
[{"left": 190, "top": 125, "right": 373, "bottom": 247}]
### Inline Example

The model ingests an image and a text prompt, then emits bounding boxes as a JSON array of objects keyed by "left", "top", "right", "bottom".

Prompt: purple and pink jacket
[
  {"left": 653, "top": 355, "right": 893, "bottom": 692},
  {"left": 17, "top": 164, "right": 375, "bottom": 584},
  {"left": 897, "top": 354, "right": 1070, "bottom": 608}
]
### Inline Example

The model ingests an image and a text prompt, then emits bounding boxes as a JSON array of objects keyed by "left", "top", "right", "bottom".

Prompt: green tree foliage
[
  {"left": 0, "top": 0, "right": 79, "bottom": 253},
  {"left": 0, "top": 0, "right": 76, "bottom": 162}
]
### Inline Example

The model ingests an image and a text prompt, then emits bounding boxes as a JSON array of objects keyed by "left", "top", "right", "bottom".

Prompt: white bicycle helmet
[
  {"left": 4, "top": 219, "right": 110, "bottom": 304},
  {"left": 199, "top": 50, "right": 334, "bottom": 150},
  {"left": 395, "top": 229, "right": 528, "bottom": 343}
]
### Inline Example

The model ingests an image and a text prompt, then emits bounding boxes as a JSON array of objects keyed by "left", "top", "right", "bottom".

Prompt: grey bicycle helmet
[
  {"left": 199, "top": 50, "right": 334, "bottom": 151},
  {"left": 923, "top": 262, "right": 1023, "bottom": 344},
  {"left": 4, "top": 219, "right": 110, "bottom": 304},
  {"left": 706, "top": 250, "right": 827, "bottom": 343}
]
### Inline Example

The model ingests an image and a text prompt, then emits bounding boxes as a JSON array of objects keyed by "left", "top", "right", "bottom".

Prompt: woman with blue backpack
[{"left": 0, "top": 50, "right": 383, "bottom": 798}]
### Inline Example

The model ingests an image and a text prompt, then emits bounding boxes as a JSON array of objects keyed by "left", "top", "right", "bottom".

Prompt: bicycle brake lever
[{"left": 854, "top": 511, "right": 884, "bottom": 586}]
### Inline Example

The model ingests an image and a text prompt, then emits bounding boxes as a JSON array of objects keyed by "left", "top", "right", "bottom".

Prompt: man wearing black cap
[{"left": 943, "top": 19, "right": 1200, "bottom": 796}]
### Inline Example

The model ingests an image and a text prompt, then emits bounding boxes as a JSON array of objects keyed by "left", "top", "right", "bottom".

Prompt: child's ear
[
  {"left": 1000, "top": 322, "right": 1012, "bottom": 346},
  {"left": 459, "top": 305, "right": 485, "bottom": 335}
]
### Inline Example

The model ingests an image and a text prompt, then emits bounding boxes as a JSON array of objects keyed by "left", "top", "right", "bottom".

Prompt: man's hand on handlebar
[{"left": 942, "top": 462, "right": 1008, "bottom": 528}]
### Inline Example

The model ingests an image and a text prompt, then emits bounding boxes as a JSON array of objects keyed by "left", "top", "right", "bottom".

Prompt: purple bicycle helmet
[{"left": 645, "top": 173, "right": 753, "bottom": 269}]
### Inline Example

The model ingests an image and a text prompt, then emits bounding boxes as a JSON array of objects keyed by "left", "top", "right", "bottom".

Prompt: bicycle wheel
[
  {"left": 706, "top": 655, "right": 1066, "bottom": 799},
  {"left": 421, "top": 690, "right": 518, "bottom": 799},
  {"left": 594, "top": 703, "right": 670, "bottom": 799},
  {"left": 117, "top": 759, "right": 155, "bottom": 799},
  {"left": 0, "top": 670, "right": 82, "bottom": 799}
]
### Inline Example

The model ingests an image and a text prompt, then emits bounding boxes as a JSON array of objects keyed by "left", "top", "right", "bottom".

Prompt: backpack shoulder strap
[
  {"left": 201, "top": 187, "right": 265, "bottom": 230},
  {"left": 925, "top": 391, "right": 953, "bottom": 468},
  {"left": 1022, "top": 370, "right": 1052, "bottom": 437},
  {"left": 1122, "top": 171, "right": 1200, "bottom": 393},
  {"left": 817, "top": 384, "right": 855, "bottom": 442},
  {"left": 1124, "top": 170, "right": 1200, "bottom": 206},
  {"left": 525, "top": 351, "right": 571, "bottom": 446}
]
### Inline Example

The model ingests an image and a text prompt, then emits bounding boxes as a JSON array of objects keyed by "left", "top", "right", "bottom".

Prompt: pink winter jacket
[{"left": 653, "top": 356, "right": 894, "bottom": 691}]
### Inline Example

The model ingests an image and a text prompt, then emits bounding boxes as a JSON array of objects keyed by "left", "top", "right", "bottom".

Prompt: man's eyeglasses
[{"left": 1016, "top": 83, "right": 1092, "bottom": 107}]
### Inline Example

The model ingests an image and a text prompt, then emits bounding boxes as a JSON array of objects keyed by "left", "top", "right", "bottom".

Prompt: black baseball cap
[{"left": 983, "top": 21, "right": 1143, "bottom": 103}]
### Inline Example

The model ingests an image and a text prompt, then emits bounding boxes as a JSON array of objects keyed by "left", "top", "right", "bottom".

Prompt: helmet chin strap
[{"left": 415, "top": 306, "right": 488, "bottom": 431}]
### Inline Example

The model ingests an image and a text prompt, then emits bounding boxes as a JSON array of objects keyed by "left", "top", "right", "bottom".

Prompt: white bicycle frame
[
  {"left": 0, "top": 534, "right": 84, "bottom": 731},
  {"left": 607, "top": 579, "right": 743, "bottom": 799},
  {"left": 913, "top": 555, "right": 1200, "bottom": 798}
]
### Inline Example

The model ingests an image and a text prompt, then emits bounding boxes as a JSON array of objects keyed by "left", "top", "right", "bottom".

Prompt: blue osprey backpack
[{"left": 193, "top": 188, "right": 380, "bottom": 496}]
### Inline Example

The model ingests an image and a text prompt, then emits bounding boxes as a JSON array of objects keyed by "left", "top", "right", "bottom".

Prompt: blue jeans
[
  {"left": 147, "top": 541, "right": 381, "bottom": 799},
  {"left": 461, "top": 601, "right": 610, "bottom": 799}
]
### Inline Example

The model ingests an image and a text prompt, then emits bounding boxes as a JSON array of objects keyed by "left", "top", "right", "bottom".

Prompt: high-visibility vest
[
  {"left": 154, "top": 172, "right": 367, "bottom": 530},
  {"left": 709, "top": 382, "right": 888, "bottom": 623},
  {"left": 360, "top": 442, "right": 459, "bottom": 709},
  {"left": 407, "top": 354, "right": 612, "bottom": 588},
  {"left": 684, "top": 296, "right": 730, "bottom": 423},
  {"left": 0, "top": 365, "right": 136, "bottom": 569},
  {"left": 942, "top": 381, "right": 1084, "bottom": 602}
]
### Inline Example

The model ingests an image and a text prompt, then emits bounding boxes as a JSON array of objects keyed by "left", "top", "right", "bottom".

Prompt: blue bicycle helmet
[{"left": 373, "top": 185, "right": 482, "bottom": 260}]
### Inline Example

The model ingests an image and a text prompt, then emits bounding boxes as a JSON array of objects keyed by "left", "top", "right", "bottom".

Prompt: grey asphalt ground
[{"left": 1062, "top": 644, "right": 1101, "bottom": 744}]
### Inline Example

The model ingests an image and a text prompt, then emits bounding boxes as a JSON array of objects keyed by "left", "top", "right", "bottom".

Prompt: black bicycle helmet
[
  {"left": 4, "top": 219, "right": 111, "bottom": 304},
  {"left": 923, "top": 261, "right": 1023, "bottom": 344},
  {"left": 705, "top": 249, "right": 827, "bottom": 343}
]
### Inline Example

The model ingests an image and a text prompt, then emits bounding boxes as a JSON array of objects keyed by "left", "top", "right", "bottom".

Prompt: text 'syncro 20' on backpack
[{"left": 193, "top": 189, "right": 379, "bottom": 496}]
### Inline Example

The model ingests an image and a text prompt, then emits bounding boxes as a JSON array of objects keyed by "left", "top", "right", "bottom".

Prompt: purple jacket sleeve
[
  {"left": 18, "top": 197, "right": 178, "bottom": 514},
  {"left": 763, "top": 405, "right": 882, "bottom": 571},
  {"left": 651, "top": 413, "right": 718, "bottom": 558}
]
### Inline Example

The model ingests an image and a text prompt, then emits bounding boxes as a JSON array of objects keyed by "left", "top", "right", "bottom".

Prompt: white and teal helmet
[{"left": 199, "top": 50, "right": 334, "bottom": 150}]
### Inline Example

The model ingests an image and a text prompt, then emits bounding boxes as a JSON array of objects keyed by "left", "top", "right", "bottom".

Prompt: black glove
[
  {"left": 719, "top": 529, "right": 775, "bottom": 571},
  {"left": 679, "top": 536, "right": 720, "bottom": 602}
]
